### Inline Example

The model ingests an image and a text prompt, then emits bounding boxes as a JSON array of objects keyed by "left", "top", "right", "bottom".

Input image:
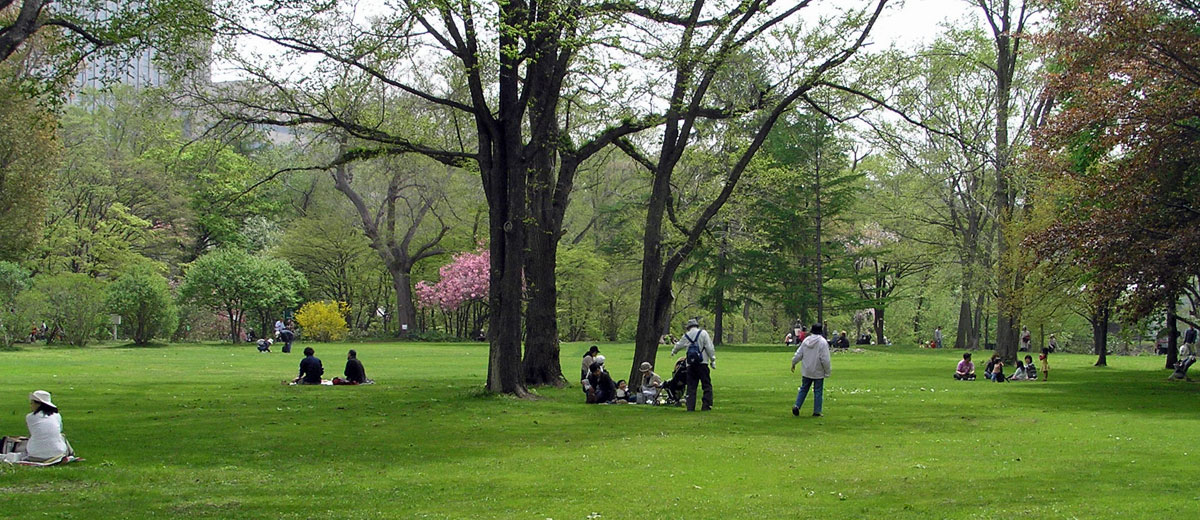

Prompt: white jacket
[
  {"left": 25, "top": 412, "right": 68, "bottom": 461},
  {"left": 792, "top": 334, "right": 831, "bottom": 379}
]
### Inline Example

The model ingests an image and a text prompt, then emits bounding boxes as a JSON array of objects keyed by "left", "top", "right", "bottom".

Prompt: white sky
[
  {"left": 211, "top": 0, "right": 982, "bottom": 82},
  {"left": 872, "top": 0, "right": 983, "bottom": 48}
]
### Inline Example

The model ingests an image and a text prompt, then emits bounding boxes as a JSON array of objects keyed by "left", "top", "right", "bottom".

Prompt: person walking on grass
[
  {"left": 790, "top": 323, "right": 831, "bottom": 417},
  {"left": 671, "top": 318, "right": 715, "bottom": 411}
]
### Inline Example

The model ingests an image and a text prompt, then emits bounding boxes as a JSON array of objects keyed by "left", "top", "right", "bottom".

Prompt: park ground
[{"left": 1, "top": 341, "right": 1198, "bottom": 519}]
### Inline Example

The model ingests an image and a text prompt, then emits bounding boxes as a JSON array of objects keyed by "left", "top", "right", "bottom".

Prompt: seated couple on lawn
[
  {"left": 290, "top": 348, "right": 372, "bottom": 385},
  {"left": 2, "top": 390, "right": 78, "bottom": 466}
]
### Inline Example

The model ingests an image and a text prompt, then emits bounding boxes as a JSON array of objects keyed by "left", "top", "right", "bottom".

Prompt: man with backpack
[{"left": 671, "top": 318, "right": 716, "bottom": 411}]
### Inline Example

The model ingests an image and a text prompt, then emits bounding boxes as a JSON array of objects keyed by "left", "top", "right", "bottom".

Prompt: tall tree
[
  {"left": 0, "top": 67, "right": 56, "bottom": 262},
  {"left": 1031, "top": 0, "right": 1200, "bottom": 349},
  {"left": 978, "top": 0, "right": 1040, "bottom": 362},
  {"left": 179, "top": 248, "right": 306, "bottom": 343},
  {"left": 620, "top": 1, "right": 888, "bottom": 383},
  {"left": 327, "top": 153, "right": 453, "bottom": 338}
]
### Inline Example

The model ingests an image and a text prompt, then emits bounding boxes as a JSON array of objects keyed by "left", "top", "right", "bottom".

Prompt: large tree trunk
[
  {"left": 483, "top": 4, "right": 530, "bottom": 397},
  {"left": 522, "top": 228, "right": 565, "bottom": 386},
  {"left": 971, "top": 291, "right": 985, "bottom": 350},
  {"left": 873, "top": 306, "right": 885, "bottom": 346},
  {"left": 742, "top": 299, "right": 750, "bottom": 344},
  {"left": 630, "top": 159, "right": 674, "bottom": 384},
  {"left": 1166, "top": 298, "right": 1179, "bottom": 369},
  {"left": 986, "top": 1, "right": 1032, "bottom": 366},
  {"left": 390, "top": 269, "right": 416, "bottom": 336},
  {"left": 713, "top": 292, "right": 725, "bottom": 345},
  {"left": 814, "top": 155, "right": 824, "bottom": 325},
  {"left": 913, "top": 281, "right": 927, "bottom": 338},
  {"left": 519, "top": 21, "right": 577, "bottom": 387},
  {"left": 1093, "top": 303, "right": 1110, "bottom": 366},
  {"left": 955, "top": 292, "right": 972, "bottom": 349}
]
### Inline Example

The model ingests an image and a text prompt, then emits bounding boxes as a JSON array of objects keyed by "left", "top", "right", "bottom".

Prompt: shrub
[
  {"left": 0, "top": 261, "right": 32, "bottom": 349},
  {"left": 295, "top": 301, "right": 348, "bottom": 342},
  {"left": 106, "top": 265, "right": 177, "bottom": 346},
  {"left": 27, "top": 272, "right": 107, "bottom": 346}
]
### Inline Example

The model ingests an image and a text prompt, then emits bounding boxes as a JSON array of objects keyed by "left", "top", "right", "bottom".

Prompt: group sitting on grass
[
  {"left": 959, "top": 353, "right": 1039, "bottom": 382},
  {"left": 580, "top": 348, "right": 669, "bottom": 405}
]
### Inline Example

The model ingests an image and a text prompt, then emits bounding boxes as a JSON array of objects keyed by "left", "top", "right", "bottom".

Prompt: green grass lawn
[{"left": 1, "top": 341, "right": 1197, "bottom": 519}]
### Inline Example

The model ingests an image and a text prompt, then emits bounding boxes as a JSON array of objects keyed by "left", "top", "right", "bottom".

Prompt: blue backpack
[{"left": 685, "top": 331, "right": 704, "bottom": 366}]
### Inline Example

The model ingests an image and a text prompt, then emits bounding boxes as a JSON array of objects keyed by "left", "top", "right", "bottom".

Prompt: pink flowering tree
[{"left": 416, "top": 248, "right": 490, "bottom": 338}]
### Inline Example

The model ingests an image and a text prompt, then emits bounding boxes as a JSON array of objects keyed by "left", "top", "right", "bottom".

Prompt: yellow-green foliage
[{"left": 295, "top": 301, "right": 349, "bottom": 342}]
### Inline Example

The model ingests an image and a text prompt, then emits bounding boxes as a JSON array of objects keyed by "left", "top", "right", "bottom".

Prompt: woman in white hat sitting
[
  {"left": 637, "top": 362, "right": 663, "bottom": 404},
  {"left": 21, "top": 390, "right": 74, "bottom": 463}
]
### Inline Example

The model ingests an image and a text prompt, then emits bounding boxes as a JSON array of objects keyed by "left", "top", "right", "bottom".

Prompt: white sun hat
[{"left": 29, "top": 390, "right": 55, "bottom": 408}]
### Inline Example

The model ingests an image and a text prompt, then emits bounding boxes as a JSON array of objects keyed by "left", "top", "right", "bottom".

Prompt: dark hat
[{"left": 810, "top": 323, "right": 824, "bottom": 335}]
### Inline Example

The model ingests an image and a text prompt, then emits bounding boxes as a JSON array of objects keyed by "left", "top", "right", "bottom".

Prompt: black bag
[{"left": 685, "top": 331, "right": 704, "bottom": 366}]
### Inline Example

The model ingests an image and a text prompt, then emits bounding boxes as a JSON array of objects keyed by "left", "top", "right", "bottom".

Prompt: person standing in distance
[
  {"left": 790, "top": 323, "right": 831, "bottom": 417},
  {"left": 671, "top": 318, "right": 716, "bottom": 411},
  {"left": 1041, "top": 334, "right": 1057, "bottom": 381}
]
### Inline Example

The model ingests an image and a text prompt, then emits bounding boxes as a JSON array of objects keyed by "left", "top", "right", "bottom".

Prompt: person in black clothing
[
  {"left": 835, "top": 331, "right": 851, "bottom": 349},
  {"left": 344, "top": 349, "right": 367, "bottom": 383},
  {"left": 279, "top": 329, "right": 295, "bottom": 353},
  {"left": 586, "top": 363, "right": 616, "bottom": 404},
  {"left": 295, "top": 347, "right": 323, "bottom": 384}
]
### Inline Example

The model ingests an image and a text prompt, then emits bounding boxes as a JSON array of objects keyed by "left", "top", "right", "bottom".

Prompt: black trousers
[{"left": 685, "top": 363, "right": 713, "bottom": 411}]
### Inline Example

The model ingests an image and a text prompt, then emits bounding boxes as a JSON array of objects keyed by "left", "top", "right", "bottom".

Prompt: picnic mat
[{"left": 4, "top": 455, "right": 84, "bottom": 466}]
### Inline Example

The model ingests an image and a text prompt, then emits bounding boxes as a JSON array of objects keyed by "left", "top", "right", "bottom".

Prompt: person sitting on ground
[
  {"left": 955, "top": 353, "right": 976, "bottom": 380},
  {"left": 1022, "top": 354, "right": 1038, "bottom": 380},
  {"left": 586, "top": 362, "right": 616, "bottom": 404},
  {"left": 2, "top": 391, "right": 75, "bottom": 464},
  {"left": 638, "top": 362, "right": 663, "bottom": 404},
  {"left": 344, "top": 349, "right": 368, "bottom": 384},
  {"left": 1009, "top": 360, "right": 1029, "bottom": 381},
  {"left": 294, "top": 347, "right": 324, "bottom": 384},
  {"left": 835, "top": 331, "right": 851, "bottom": 349},
  {"left": 991, "top": 357, "right": 1006, "bottom": 382},
  {"left": 983, "top": 355, "right": 998, "bottom": 381},
  {"left": 1170, "top": 341, "right": 1196, "bottom": 380},
  {"left": 614, "top": 380, "right": 635, "bottom": 403},
  {"left": 581, "top": 346, "right": 600, "bottom": 384},
  {"left": 256, "top": 338, "right": 273, "bottom": 353}
]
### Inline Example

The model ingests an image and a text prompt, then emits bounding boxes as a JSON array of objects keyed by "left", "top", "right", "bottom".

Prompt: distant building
[{"left": 71, "top": 1, "right": 211, "bottom": 94}]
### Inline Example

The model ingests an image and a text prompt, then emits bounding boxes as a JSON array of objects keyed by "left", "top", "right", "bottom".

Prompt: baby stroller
[{"left": 659, "top": 358, "right": 688, "bottom": 406}]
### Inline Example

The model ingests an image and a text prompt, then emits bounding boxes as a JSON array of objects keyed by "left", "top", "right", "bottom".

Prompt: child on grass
[{"left": 954, "top": 353, "right": 976, "bottom": 380}]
